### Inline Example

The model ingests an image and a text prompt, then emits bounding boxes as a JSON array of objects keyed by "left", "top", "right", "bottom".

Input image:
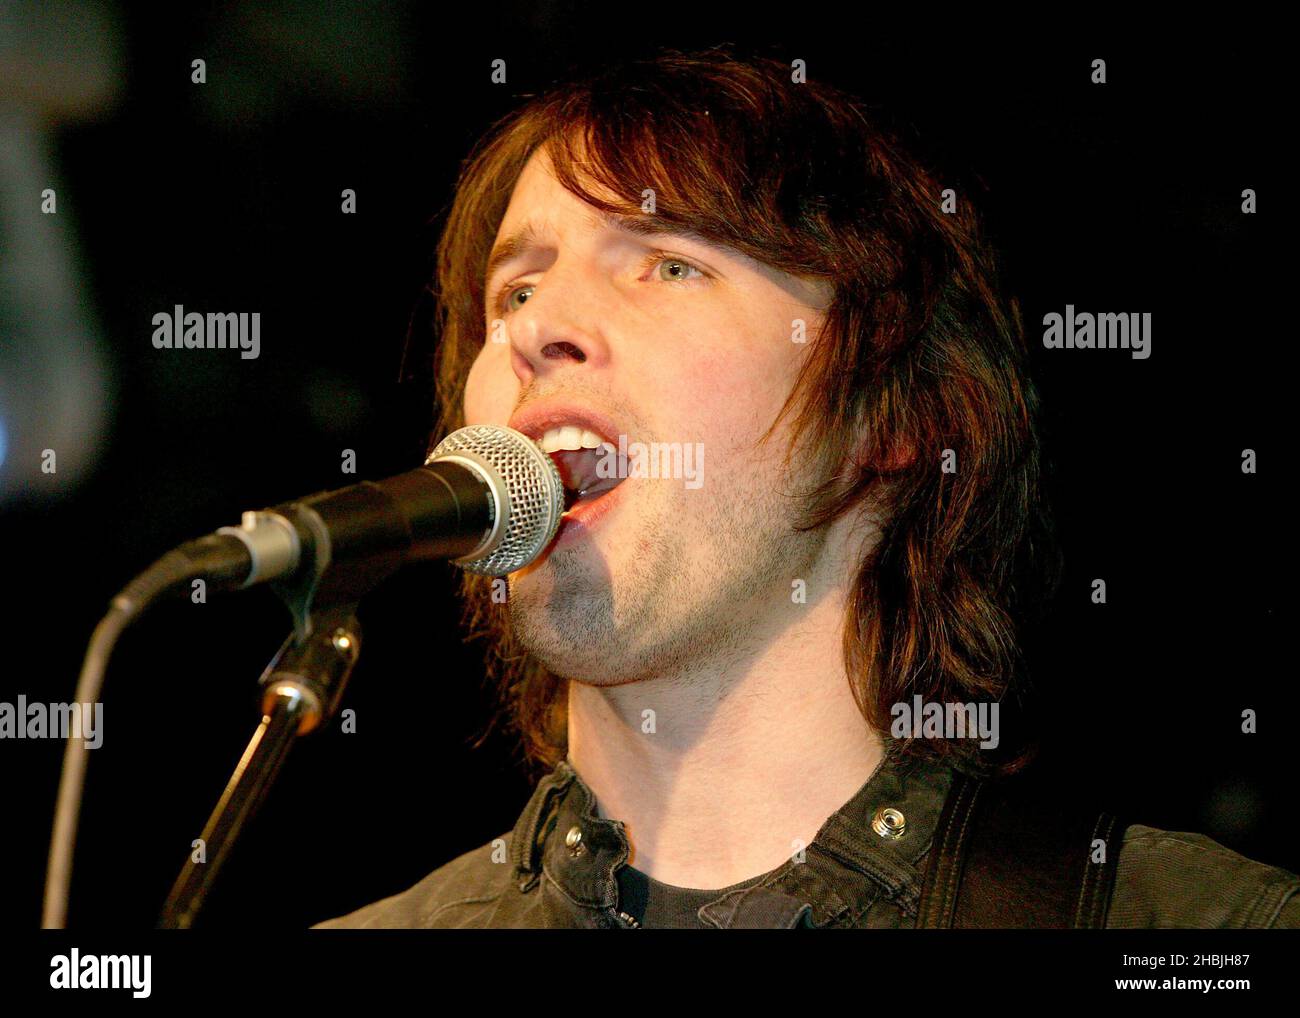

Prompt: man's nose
[{"left": 505, "top": 269, "right": 611, "bottom": 386}]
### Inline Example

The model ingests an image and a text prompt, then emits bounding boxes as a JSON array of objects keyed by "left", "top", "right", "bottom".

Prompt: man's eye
[
  {"left": 493, "top": 253, "right": 708, "bottom": 316},
  {"left": 501, "top": 284, "right": 534, "bottom": 313},
  {"left": 654, "top": 256, "right": 705, "bottom": 282}
]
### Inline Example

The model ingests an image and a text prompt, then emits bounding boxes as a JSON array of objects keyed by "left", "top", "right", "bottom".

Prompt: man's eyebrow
[
  {"left": 484, "top": 210, "right": 719, "bottom": 287},
  {"left": 598, "top": 209, "right": 714, "bottom": 246},
  {"left": 484, "top": 221, "right": 543, "bottom": 289}
]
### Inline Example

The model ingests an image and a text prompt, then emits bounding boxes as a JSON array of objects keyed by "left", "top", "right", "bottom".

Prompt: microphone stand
[
  {"left": 45, "top": 424, "right": 551, "bottom": 928},
  {"left": 157, "top": 600, "right": 360, "bottom": 929}
]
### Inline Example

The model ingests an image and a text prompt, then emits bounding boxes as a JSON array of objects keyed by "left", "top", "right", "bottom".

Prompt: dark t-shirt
[{"left": 615, "top": 863, "right": 770, "bottom": 928}]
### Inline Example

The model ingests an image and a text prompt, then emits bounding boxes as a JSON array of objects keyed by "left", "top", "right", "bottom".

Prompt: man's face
[{"left": 463, "top": 146, "right": 836, "bottom": 686}]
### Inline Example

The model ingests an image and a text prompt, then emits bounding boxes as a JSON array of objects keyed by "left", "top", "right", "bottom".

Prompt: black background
[{"left": 0, "top": 5, "right": 1287, "bottom": 929}]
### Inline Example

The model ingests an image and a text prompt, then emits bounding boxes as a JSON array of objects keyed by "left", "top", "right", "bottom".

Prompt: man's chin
[
  {"left": 514, "top": 631, "right": 635, "bottom": 686},
  {"left": 509, "top": 534, "right": 619, "bottom": 609},
  {"left": 508, "top": 578, "right": 613, "bottom": 652}
]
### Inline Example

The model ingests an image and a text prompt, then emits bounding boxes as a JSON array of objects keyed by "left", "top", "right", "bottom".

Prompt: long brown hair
[{"left": 429, "top": 46, "right": 1059, "bottom": 781}]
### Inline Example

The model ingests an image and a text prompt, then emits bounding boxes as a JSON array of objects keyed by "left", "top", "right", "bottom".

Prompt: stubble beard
[{"left": 506, "top": 470, "right": 827, "bottom": 690}]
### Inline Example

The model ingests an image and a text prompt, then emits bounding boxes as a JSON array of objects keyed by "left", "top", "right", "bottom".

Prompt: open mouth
[{"left": 536, "top": 427, "right": 626, "bottom": 514}]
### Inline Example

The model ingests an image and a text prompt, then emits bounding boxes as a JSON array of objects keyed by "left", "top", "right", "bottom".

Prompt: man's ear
[
  {"left": 854, "top": 434, "right": 916, "bottom": 476},
  {"left": 881, "top": 439, "right": 917, "bottom": 474}
]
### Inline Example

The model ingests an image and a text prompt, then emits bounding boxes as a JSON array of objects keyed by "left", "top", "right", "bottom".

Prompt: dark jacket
[{"left": 312, "top": 746, "right": 1300, "bottom": 929}]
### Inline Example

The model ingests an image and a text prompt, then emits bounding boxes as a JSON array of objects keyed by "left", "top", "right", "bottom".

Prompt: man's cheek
[
  {"left": 671, "top": 359, "right": 759, "bottom": 420},
  {"left": 463, "top": 348, "right": 516, "bottom": 427}
]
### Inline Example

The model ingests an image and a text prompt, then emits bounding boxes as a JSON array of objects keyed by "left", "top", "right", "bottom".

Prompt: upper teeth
[{"left": 537, "top": 426, "right": 607, "bottom": 453}]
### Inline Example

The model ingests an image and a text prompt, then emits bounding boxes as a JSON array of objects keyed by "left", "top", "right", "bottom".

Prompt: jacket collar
[{"left": 510, "top": 738, "right": 956, "bottom": 928}]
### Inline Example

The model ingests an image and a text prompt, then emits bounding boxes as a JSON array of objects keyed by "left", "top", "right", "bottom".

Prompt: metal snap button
[
  {"left": 565, "top": 825, "right": 584, "bottom": 855},
  {"left": 871, "top": 807, "right": 906, "bottom": 839}
]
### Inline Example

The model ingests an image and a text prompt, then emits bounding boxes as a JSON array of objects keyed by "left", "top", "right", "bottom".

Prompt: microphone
[
  {"left": 43, "top": 425, "right": 563, "bottom": 930},
  {"left": 42, "top": 426, "right": 562, "bottom": 930},
  {"left": 117, "top": 425, "right": 564, "bottom": 612}
]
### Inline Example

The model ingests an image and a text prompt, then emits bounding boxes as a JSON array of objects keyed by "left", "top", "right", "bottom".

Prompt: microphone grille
[{"left": 428, "top": 425, "right": 564, "bottom": 576}]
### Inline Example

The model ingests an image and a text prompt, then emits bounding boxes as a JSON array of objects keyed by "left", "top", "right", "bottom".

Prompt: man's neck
[{"left": 565, "top": 588, "right": 884, "bottom": 891}]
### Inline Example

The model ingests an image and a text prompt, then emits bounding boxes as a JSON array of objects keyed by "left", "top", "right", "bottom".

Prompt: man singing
[{"left": 315, "top": 49, "right": 1298, "bottom": 929}]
